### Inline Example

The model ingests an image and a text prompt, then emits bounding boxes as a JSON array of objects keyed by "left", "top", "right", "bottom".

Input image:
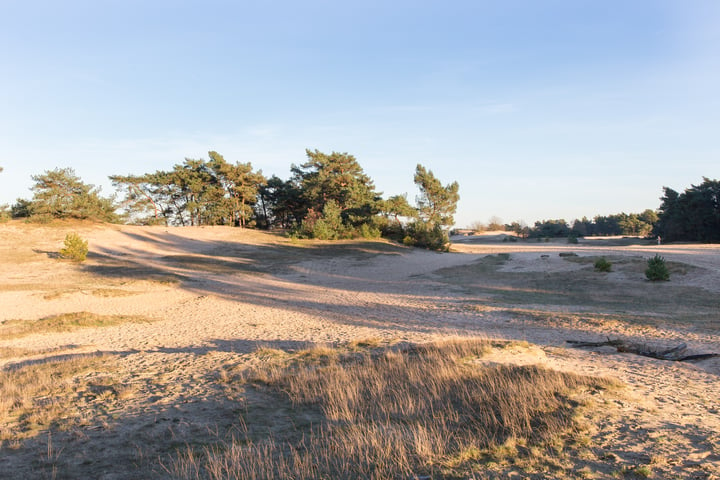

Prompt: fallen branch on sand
[{"left": 567, "top": 338, "right": 720, "bottom": 362}]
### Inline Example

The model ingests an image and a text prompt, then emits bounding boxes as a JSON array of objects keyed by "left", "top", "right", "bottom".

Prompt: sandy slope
[{"left": 1, "top": 223, "right": 719, "bottom": 478}]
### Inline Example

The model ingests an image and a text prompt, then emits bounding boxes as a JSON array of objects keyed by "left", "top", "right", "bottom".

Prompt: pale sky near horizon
[{"left": 1, "top": 1, "right": 718, "bottom": 228}]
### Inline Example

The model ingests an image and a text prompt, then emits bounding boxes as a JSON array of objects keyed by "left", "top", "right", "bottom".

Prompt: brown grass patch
[
  {"left": 0, "top": 354, "right": 124, "bottom": 443},
  {"left": 435, "top": 254, "right": 720, "bottom": 326},
  {"left": 170, "top": 338, "right": 613, "bottom": 479},
  {"left": 0, "top": 312, "right": 153, "bottom": 339},
  {"left": 0, "top": 347, "right": 37, "bottom": 359}
]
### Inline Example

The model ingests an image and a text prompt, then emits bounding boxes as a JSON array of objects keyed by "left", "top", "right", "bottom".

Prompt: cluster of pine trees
[
  {"left": 655, "top": 178, "right": 720, "bottom": 242},
  {"left": 502, "top": 180, "right": 717, "bottom": 242},
  {"left": 571, "top": 211, "right": 659, "bottom": 237},
  {"left": 110, "top": 151, "right": 264, "bottom": 227},
  {"left": 0, "top": 150, "right": 461, "bottom": 250},
  {"left": 505, "top": 210, "right": 659, "bottom": 239},
  {"left": 1, "top": 159, "right": 717, "bottom": 245}
]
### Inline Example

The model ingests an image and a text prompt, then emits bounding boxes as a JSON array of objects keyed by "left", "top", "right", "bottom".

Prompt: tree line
[
  {"left": 510, "top": 210, "right": 660, "bottom": 239},
  {"left": 0, "top": 150, "right": 460, "bottom": 250},
  {"left": 655, "top": 177, "right": 720, "bottom": 242},
  {"left": 507, "top": 178, "right": 718, "bottom": 243},
  {"left": 1, "top": 158, "right": 717, "bottom": 244}
]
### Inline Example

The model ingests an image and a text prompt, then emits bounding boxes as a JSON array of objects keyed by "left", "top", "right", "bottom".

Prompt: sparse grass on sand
[
  {"left": 435, "top": 253, "right": 719, "bottom": 326},
  {"left": 0, "top": 354, "right": 130, "bottom": 444},
  {"left": 170, "top": 338, "right": 614, "bottom": 480},
  {"left": 0, "top": 312, "right": 153, "bottom": 339}
]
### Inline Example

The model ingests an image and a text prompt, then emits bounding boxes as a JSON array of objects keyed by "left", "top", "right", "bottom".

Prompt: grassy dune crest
[{"left": 172, "top": 339, "right": 613, "bottom": 479}]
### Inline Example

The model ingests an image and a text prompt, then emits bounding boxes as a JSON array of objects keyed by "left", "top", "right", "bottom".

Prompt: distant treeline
[
  {"left": 498, "top": 178, "right": 719, "bottom": 243},
  {"left": 655, "top": 177, "right": 720, "bottom": 243},
  {"left": 506, "top": 210, "right": 659, "bottom": 239}
]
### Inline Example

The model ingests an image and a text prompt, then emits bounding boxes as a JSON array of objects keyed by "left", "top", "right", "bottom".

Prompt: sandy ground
[{"left": 1, "top": 224, "right": 719, "bottom": 479}]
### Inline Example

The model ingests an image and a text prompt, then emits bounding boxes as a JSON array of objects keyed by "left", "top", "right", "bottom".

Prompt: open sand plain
[{"left": 1, "top": 223, "right": 719, "bottom": 479}]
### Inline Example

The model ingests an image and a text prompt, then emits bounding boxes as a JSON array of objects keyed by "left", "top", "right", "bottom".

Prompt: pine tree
[
  {"left": 30, "top": 168, "right": 116, "bottom": 221},
  {"left": 413, "top": 164, "right": 459, "bottom": 228}
]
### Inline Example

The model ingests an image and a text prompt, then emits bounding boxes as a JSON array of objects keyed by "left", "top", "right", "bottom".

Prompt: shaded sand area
[{"left": 1, "top": 223, "right": 719, "bottom": 478}]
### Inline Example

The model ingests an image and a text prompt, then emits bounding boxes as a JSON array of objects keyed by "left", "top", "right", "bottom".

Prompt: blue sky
[{"left": 1, "top": 1, "right": 718, "bottom": 227}]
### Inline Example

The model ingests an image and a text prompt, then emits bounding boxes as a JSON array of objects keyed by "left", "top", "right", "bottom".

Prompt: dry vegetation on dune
[
  {"left": 170, "top": 339, "right": 615, "bottom": 480},
  {"left": 1, "top": 224, "right": 720, "bottom": 479},
  {"left": 435, "top": 252, "right": 720, "bottom": 329},
  {"left": 0, "top": 312, "right": 153, "bottom": 339},
  {"left": 0, "top": 354, "right": 129, "bottom": 444}
]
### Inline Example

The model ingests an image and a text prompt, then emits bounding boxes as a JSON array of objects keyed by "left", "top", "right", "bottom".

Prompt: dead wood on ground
[{"left": 567, "top": 338, "right": 720, "bottom": 362}]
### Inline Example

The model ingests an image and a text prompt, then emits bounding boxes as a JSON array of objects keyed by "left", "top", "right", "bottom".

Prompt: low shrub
[
  {"left": 358, "top": 223, "right": 381, "bottom": 239},
  {"left": 404, "top": 221, "right": 449, "bottom": 251},
  {"left": 311, "top": 218, "right": 339, "bottom": 240},
  {"left": 0, "top": 205, "right": 10, "bottom": 223},
  {"left": 594, "top": 257, "right": 612, "bottom": 272},
  {"left": 402, "top": 235, "right": 416, "bottom": 246},
  {"left": 645, "top": 254, "right": 670, "bottom": 281},
  {"left": 59, "top": 232, "right": 89, "bottom": 262}
]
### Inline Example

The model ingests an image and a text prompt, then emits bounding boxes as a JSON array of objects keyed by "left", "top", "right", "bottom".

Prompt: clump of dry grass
[
  {"left": 171, "top": 338, "right": 612, "bottom": 479},
  {"left": 0, "top": 312, "right": 153, "bottom": 339},
  {"left": 0, "top": 354, "right": 124, "bottom": 443},
  {"left": 0, "top": 347, "right": 36, "bottom": 359}
]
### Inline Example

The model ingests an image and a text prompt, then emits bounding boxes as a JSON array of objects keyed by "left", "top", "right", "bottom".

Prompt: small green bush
[
  {"left": 567, "top": 234, "right": 579, "bottom": 244},
  {"left": 0, "top": 205, "right": 10, "bottom": 223},
  {"left": 311, "top": 219, "right": 338, "bottom": 240},
  {"left": 404, "top": 221, "right": 449, "bottom": 251},
  {"left": 645, "top": 254, "right": 670, "bottom": 281},
  {"left": 60, "top": 232, "right": 89, "bottom": 262},
  {"left": 358, "top": 223, "right": 381, "bottom": 239},
  {"left": 594, "top": 257, "right": 612, "bottom": 272}
]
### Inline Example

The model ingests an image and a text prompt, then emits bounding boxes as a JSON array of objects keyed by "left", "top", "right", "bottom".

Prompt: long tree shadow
[
  {"left": 80, "top": 230, "right": 471, "bottom": 333},
  {"left": 77, "top": 229, "right": 720, "bottom": 346}
]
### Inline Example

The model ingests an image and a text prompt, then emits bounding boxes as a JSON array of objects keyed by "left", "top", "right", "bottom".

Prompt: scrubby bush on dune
[
  {"left": 645, "top": 254, "right": 670, "bottom": 281},
  {"left": 594, "top": 257, "right": 612, "bottom": 272},
  {"left": 59, "top": 232, "right": 89, "bottom": 262},
  {"left": 403, "top": 221, "right": 449, "bottom": 251}
]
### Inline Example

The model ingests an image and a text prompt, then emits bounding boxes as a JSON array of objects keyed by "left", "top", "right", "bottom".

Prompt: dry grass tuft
[
  {"left": 347, "top": 336, "right": 384, "bottom": 351},
  {"left": 0, "top": 347, "right": 36, "bottom": 359},
  {"left": 171, "top": 338, "right": 612, "bottom": 479},
  {"left": 0, "top": 312, "right": 153, "bottom": 339},
  {"left": 0, "top": 354, "right": 121, "bottom": 443}
]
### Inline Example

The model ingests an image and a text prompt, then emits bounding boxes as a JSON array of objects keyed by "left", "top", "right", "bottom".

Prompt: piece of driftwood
[
  {"left": 567, "top": 338, "right": 720, "bottom": 362},
  {"left": 566, "top": 338, "right": 624, "bottom": 348}
]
